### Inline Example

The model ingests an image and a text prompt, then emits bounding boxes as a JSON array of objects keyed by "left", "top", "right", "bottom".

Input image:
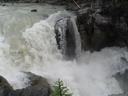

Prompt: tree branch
[{"left": 72, "top": 0, "right": 81, "bottom": 9}]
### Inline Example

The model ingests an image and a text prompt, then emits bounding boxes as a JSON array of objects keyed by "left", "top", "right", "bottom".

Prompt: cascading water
[
  {"left": 54, "top": 16, "right": 81, "bottom": 58},
  {"left": 0, "top": 3, "right": 128, "bottom": 96},
  {"left": 55, "top": 17, "right": 68, "bottom": 56}
]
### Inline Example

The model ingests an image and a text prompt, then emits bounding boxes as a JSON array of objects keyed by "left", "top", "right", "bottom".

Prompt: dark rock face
[
  {"left": 55, "top": 17, "right": 76, "bottom": 59},
  {"left": 0, "top": 73, "right": 51, "bottom": 96},
  {"left": 77, "top": 8, "right": 106, "bottom": 51},
  {"left": 113, "top": 58, "right": 128, "bottom": 96},
  {"left": 8, "top": 72, "right": 52, "bottom": 96},
  {"left": 9, "top": 85, "right": 49, "bottom": 96},
  {"left": 115, "top": 69, "right": 128, "bottom": 93},
  {"left": 75, "top": 0, "right": 128, "bottom": 51},
  {"left": 0, "top": 76, "right": 13, "bottom": 96},
  {"left": 24, "top": 72, "right": 51, "bottom": 89},
  {"left": 114, "top": 57, "right": 128, "bottom": 93},
  {"left": 31, "top": 9, "right": 37, "bottom": 12},
  {"left": 77, "top": 8, "right": 117, "bottom": 51},
  {"left": 54, "top": 0, "right": 128, "bottom": 52}
]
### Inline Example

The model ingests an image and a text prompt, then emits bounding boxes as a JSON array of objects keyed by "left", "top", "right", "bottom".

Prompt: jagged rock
[
  {"left": 31, "top": 9, "right": 37, "bottom": 12},
  {"left": 0, "top": 76, "right": 13, "bottom": 96},
  {"left": 8, "top": 72, "right": 52, "bottom": 96},
  {"left": 55, "top": 17, "right": 76, "bottom": 59}
]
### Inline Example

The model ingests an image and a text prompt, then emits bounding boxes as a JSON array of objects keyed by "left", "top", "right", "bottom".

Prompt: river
[{"left": 0, "top": 3, "right": 127, "bottom": 96}]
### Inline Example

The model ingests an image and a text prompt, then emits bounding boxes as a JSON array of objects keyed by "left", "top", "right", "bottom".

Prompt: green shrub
[{"left": 50, "top": 79, "right": 73, "bottom": 96}]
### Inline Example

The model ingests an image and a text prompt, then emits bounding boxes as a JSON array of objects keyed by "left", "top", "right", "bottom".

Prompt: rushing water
[{"left": 0, "top": 3, "right": 128, "bottom": 96}]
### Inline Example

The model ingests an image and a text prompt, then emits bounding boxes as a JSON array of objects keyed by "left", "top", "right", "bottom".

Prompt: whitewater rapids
[{"left": 0, "top": 3, "right": 128, "bottom": 96}]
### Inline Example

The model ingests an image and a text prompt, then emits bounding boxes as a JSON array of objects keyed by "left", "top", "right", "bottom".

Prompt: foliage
[{"left": 50, "top": 79, "right": 73, "bottom": 96}]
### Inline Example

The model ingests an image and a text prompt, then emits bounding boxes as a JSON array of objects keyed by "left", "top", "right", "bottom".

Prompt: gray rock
[
  {"left": 2, "top": 3, "right": 6, "bottom": 6},
  {"left": 31, "top": 9, "right": 37, "bottom": 12},
  {"left": 9, "top": 85, "right": 49, "bottom": 96},
  {"left": 115, "top": 70, "right": 128, "bottom": 93},
  {"left": 0, "top": 76, "right": 13, "bottom": 96},
  {"left": 24, "top": 72, "right": 50, "bottom": 88},
  {"left": 8, "top": 72, "right": 52, "bottom": 96},
  {"left": 110, "top": 93, "right": 128, "bottom": 96},
  {"left": 77, "top": 8, "right": 110, "bottom": 51},
  {"left": 55, "top": 17, "right": 76, "bottom": 59}
]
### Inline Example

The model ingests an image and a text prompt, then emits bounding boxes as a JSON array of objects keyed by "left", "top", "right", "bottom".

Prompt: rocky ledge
[{"left": 0, "top": 72, "right": 52, "bottom": 96}]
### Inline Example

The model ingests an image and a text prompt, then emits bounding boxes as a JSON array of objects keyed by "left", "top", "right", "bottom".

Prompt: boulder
[
  {"left": 31, "top": 9, "right": 37, "bottom": 12},
  {"left": 8, "top": 72, "right": 52, "bottom": 96},
  {"left": 0, "top": 76, "right": 13, "bottom": 96},
  {"left": 1, "top": 3, "right": 6, "bottom": 6},
  {"left": 8, "top": 85, "right": 49, "bottom": 96},
  {"left": 55, "top": 17, "right": 76, "bottom": 59},
  {"left": 115, "top": 69, "right": 128, "bottom": 93},
  {"left": 24, "top": 72, "right": 50, "bottom": 88},
  {"left": 77, "top": 8, "right": 113, "bottom": 51}
]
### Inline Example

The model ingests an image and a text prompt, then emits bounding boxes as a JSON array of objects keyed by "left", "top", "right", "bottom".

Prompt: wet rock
[
  {"left": 114, "top": 57, "right": 128, "bottom": 93},
  {"left": 24, "top": 72, "right": 50, "bottom": 88},
  {"left": 110, "top": 93, "right": 128, "bottom": 96},
  {"left": 31, "top": 9, "right": 37, "bottom": 12},
  {"left": 55, "top": 17, "right": 76, "bottom": 59},
  {"left": 2, "top": 3, "right": 6, "bottom": 6},
  {"left": 0, "top": 76, "right": 13, "bottom": 96},
  {"left": 66, "top": 0, "right": 128, "bottom": 51},
  {"left": 19, "top": 0, "right": 46, "bottom": 3},
  {"left": 3, "top": 0, "right": 73, "bottom": 4},
  {"left": 77, "top": 8, "right": 113, "bottom": 51},
  {"left": 9, "top": 72, "right": 52, "bottom": 96},
  {"left": 115, "top": 70, "right": 128, "bottom": 93},
  {"left": 9, "top": 85, "right": 49, "bottom": 96},
  {"left": 76, "top": 0, "right": 128, "bottom": 52}
]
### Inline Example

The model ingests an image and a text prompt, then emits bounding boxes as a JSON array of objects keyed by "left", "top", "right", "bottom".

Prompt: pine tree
[{"left": 50, "top": 79, "right": 73, "bottom": 96}]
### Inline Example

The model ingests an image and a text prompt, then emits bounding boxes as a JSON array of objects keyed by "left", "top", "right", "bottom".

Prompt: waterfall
[
  {"left": 71, "top": 17, "right": 81, "bottom": 57},
  {"left": 54, "top": 17, "right": 69, "bottom": 56},
  {"left": 0, "top": 3, "right": 128, "bottom": 96},
  {"left": 55, "top": 16, "right": 81, "bottom": 59}
]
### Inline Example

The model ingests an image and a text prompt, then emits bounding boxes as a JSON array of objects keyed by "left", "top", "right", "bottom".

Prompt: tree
[{"left": 50, "top": 79, "right": 73, "bottom": 96}]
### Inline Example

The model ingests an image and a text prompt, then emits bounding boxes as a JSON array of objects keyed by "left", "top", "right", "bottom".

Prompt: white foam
[{"left": 0, "top": 4, "right": 127, "bottom": 96}]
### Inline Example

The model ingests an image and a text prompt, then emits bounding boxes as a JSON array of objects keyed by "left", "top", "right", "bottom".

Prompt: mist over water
[{"left": 0, "top": 3, "right": 128, "bottom": 96}]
